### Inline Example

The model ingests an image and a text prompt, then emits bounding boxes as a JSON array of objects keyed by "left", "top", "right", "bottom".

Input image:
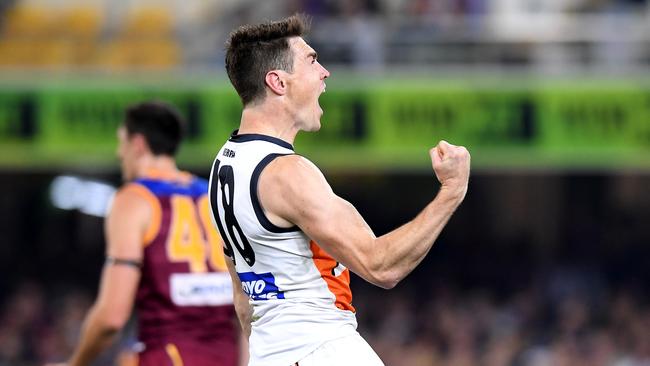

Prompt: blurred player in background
[
  {"left": 210, "top": 14, "right": 470, "bottom": 366},
  {"left": 47, "top": 101, "right": 245, "bottom": 366}
]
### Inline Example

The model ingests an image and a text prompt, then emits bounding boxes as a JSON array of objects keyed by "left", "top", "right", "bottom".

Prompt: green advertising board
[{"left": 0, "top": 79, "right": 649, "bottom": 171}]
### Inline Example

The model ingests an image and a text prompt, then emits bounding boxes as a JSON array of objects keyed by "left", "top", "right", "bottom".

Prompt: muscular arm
[
  {"left": 65, "top": 187, "right": 148, "bottom": 366},
  {"left": 260, "top": 141, "right": 470, "bottom": 289}
]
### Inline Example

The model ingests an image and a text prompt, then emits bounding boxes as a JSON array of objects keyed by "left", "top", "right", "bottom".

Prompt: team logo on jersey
[{"left": 238, "top": 272, "right": 285, "bottom": 300}]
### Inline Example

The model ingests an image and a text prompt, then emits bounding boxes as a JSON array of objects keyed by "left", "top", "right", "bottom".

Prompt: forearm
[
  {"left": 238, "top": 326, "right": 250, "bottom": 366},
  {"left": 68, "top": 306, "right": 121, "bottom": 366},
  {"left": 374, "top": 186, "right": 464, "bottom": 287},
  {"left": 233, "top": 292, "right": 252, "bottom": 338}
]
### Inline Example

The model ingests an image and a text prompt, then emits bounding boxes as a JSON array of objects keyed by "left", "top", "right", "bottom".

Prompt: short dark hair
[
  {"left": 123, "top": 101, "right": 185, "bottom": 156},
  {"left": 225, "top": 14, "right": 310, "bottom": 106}
]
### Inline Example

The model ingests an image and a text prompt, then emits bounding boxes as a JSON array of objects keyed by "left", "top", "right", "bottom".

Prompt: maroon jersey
[{"left": 126, "top": 170, "right": 237, "bottom": 366}]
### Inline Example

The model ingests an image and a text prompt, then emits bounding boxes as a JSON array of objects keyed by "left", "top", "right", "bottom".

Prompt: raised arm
[
  {"left": 60, "top": 187, "right": 148, "bottom": 366},
  {"left": 259, "top": 141, "right": 470, "bottom": 289}
]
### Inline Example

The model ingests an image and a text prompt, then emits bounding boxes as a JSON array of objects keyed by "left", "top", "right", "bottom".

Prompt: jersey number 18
[{"left": 211, "top": 159, "right": 256, "bottom": 266}]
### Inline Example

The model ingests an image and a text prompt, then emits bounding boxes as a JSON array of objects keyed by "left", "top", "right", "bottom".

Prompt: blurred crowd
[
  {"left": 361, "top": 280, "right": 650, "bottom": 366},
  {"left": 0, "top": 281, "right": 133, "bottom": 366},
  {"left": 0, "top": 0, "right": 648, "bottom": 71},
  {"left": 0, "top": 282, "right": 90, "bottom": 366},
  {"left": 2, "top": 273, "right": 648, "bottom": 366}
]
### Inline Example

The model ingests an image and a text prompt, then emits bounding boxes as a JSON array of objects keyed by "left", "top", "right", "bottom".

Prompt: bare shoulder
[
  {"left": 105, "top": 183, "right": 153, "bottom": 257},
  {"left": 258, "top": 154, "right": 334, "bottom": 226},
  {"left": 262, "top": 154, "right": 330, "bottom": 194},
  {"left": 107, "top": 183, "right": 154, "bottom": 227}
]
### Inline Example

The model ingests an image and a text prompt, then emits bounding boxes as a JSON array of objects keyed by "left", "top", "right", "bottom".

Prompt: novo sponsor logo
[{"left": 238, "top": 271, "right": 285, "bottom": 300}]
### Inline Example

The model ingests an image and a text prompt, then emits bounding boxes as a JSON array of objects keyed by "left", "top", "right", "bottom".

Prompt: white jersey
[{"left": 208, "top": 132, "right": 357, "bottom": 366}]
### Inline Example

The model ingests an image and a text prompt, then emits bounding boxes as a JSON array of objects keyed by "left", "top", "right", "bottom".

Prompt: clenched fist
[{"left": 430, "top": 140, "right": 471, "bottom": 200}]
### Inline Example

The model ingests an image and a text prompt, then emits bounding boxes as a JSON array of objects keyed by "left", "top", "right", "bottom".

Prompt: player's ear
[
  {"left": 265, "top": 70, "right": 287, "bottom": 96},
  {"left": 131, "top": 133, "right": 150, "bottom": 155}
]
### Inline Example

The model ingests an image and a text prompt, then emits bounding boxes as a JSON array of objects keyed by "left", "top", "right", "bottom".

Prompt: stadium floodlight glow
[{"left": 50, "top": 175, "right": 116, "bottom": 217}]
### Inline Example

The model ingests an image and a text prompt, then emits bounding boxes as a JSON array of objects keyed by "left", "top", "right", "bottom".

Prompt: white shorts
[{"left": 293, "top": 333, "right": 385, "bottom": 366}]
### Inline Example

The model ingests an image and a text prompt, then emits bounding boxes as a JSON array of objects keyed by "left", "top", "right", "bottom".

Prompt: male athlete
[
  {"left": 49, "top": 102, "right": 243, "bottom": 366},
  {"left": 209, "top": 14, "right": 470, "bottom": 366}
]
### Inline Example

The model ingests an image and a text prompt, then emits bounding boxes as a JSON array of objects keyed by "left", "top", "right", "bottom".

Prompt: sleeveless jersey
[
  {"left": 208, "top": 132, "right": 357, "bottom": 366},
  {"left": 125, "top": 171, "right": 237, "bottom": 365}
]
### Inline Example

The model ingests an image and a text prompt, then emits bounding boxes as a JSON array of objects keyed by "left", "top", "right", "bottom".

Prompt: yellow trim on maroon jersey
[{"left": 164, "top": 343, "right": 184, "bottom": 366}]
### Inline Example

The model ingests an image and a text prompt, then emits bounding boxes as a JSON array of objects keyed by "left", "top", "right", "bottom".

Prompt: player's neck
[
  {"left": 136, "top": 155, "right": 180, "bottom": 179},
  {"left": 238, "top": 103, "right": 299, "bottom": 145}
]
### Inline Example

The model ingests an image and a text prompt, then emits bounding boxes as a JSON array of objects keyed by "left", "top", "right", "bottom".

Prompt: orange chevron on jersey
[{"left": 310, "top": 240, "right": 355, "bottom": 312}]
